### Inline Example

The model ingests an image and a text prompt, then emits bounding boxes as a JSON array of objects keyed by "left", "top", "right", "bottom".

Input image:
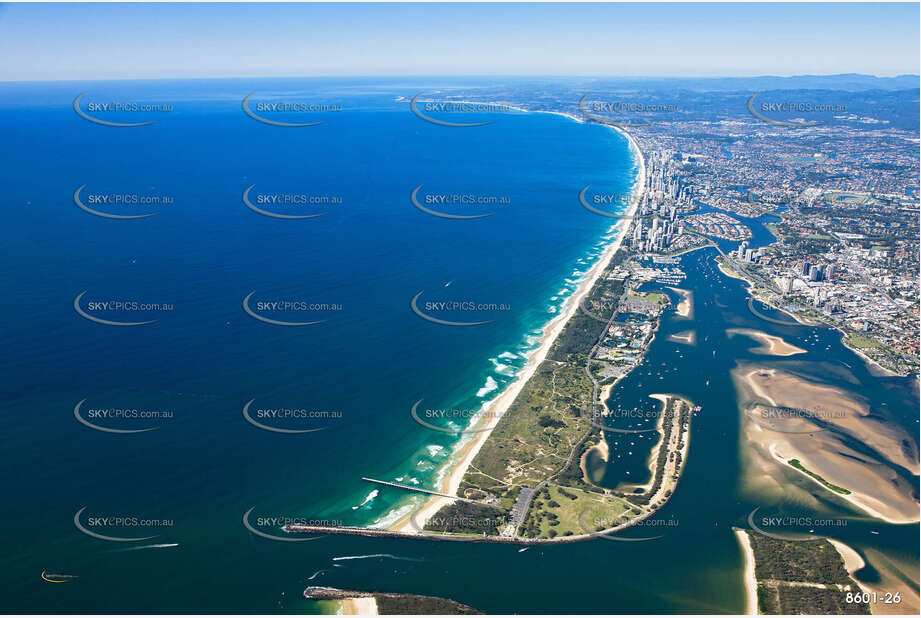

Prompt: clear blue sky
[{"left": 0, "top": 2, "right": 917, "bottom": 81}]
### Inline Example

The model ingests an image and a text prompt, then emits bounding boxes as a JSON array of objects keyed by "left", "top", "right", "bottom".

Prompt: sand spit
[
  {"left": 736, "top": 366, "right": 918, "bottom": 474},
  {"left": 727, "top": 328, "right": 806, "bottom": 357},
  {"left": 668, "top": 330, "right": 697, "bottom": 345},
  {"left": 666, "top": 287, "right": 693, "bottom": 318},
  {"left": 734, "top": 529, "right": 759, "bottom": 615},
  {"left": 734, "top": 365, "right": 920, "bottom": 524}
]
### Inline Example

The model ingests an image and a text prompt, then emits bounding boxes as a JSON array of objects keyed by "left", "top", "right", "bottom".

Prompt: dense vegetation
[
  {"left": 421, "top": 501, "right": 507, "bottom": 536},
  {"left": 374, "top": 594, "right": 482, "bottom": 615},
  {"left": 748, "top": 535, "right": 852, "bottom": 584},
  {"left": 748, "top": 535, "right": 869, "bottom": 614}
]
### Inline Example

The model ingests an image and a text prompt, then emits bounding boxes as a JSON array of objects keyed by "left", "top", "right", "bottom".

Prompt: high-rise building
[{"left": 782, "top": 276, "right": 794, "bottom": 294}]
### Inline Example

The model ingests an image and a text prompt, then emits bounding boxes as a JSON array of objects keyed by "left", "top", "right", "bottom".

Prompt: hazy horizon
[{"left": 0, "top": 2, "right": 917, "bottom": 81}]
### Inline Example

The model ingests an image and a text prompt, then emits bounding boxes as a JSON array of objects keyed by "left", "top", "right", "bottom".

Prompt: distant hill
[{"left": 523, "top": 74, "right": 920, "bottom": 93}]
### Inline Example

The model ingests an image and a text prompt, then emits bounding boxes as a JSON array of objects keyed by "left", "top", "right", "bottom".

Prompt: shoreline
[
  {"left": 835, "top": 327, "right": 901, "bottom": 377},
  {"left": 289, "top": 396, "right": 694, "bottom": 544},
  {"left": 339, "top": 597, "right": 377, "bottom": 615},
  {"left": 715, "top": 250, "right": 909, "bottom": 378},
  {"left": 387, "top": 118, "right": 647, "bottom": 533},
  {"left": 734, "top": 529, "right": 759, "bottom": 615},
  {"left": 614, "top": 393, "right": 673, "bottom": 494},
  {"left": 766, "top": 442, "right": 916, "bottom": 525},
  {"left": 726, "top": 328, "right": 806, "bottom": 357}
]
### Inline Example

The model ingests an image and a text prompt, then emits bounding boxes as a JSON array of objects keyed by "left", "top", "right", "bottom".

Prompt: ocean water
[
  {"left": 2, "top": 79, "right": 915, "bottom": 615},
  {"left": 0, "top": 78, "right": 638, "bottom": 613}
]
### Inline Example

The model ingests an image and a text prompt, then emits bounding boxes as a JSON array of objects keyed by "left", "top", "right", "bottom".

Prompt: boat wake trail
[
  {"left": 331, "top": 553, "right": 424, "bottom": 563},
  {"left": 108, "top": 543, "right": 180, "bottom": 553}
]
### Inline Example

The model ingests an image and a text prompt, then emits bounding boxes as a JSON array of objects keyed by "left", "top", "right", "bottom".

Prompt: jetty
[{"left": 360, "top": 477, "right": 479, "bottom": 504}]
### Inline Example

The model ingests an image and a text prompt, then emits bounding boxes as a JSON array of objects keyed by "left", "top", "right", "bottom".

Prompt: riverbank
[
  {"left": 388, "top": 121, "right": 646, "bottom": 534},
  {"left": 716, "top": 254, "right": 910, "bottom": 377}
]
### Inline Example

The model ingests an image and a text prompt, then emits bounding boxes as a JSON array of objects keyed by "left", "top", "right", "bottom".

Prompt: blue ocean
[{"left": 0, "top": 78, "right": 638, "bottom": 613}]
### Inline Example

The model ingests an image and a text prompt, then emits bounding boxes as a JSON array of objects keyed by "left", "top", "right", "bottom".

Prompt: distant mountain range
[{"left": 513, "top": 73, "right": 920, "bottom": 93}]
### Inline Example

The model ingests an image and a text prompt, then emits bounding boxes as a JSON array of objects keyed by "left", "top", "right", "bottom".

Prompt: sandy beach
[
  {"left": 668, "top": 330, "right": 697, "bottom": 345},
  {"left": 829, "top": 540, "right": 921, "bottom": 615},
  {"left": 767, "top": 442, "right": 918, "bottom": 524},
  {"left": 828, "top": 538, "right": 865, "bottom": 574},
  {"left": 734, "top": 529, "right": 759, "bottom": 615},
  {"left": 389, "top": 122, "right": 646, "bottom": 533},
  {"left": 727, "top": 328, "right": 806, "bottom": 356},
  {"left": 666, "top": 287, "right": 693, "bottom": 318},
  {"left": 734, "top": 365, "right": 920, "bottom": 524},
  {"left": 339, "top": 597, "right": 378, "bottom": 615},
  {"left": 736, "top": 366, "right": 919, "bottom": 474}
]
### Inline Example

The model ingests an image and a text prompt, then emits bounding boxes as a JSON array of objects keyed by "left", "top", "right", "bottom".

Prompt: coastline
[
  {"left": 388, "top": 119, "right": 647, "bottom": 533},
  {"left": 766, "top": 442, "right": 917, "bottom": 525},
  {"left": 835, "top": 327, "right": 901, "bottom": 377},
  {"left": 716, "top": 251, "right": 908, "bottom": 378},
  {"left": 828, "top": 539, "right": 921, "bottom": 615},
  {"left": 734, "top": 529, "right": 759, "bottom": 615},
  {"left": 339, "top": 597, "right": 378, "bottom": 615}
]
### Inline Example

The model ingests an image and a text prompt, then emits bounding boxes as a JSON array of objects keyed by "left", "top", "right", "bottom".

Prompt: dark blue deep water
[
  {"left": 0, "top": 78, "right": 643, "bottom": 613},
  {"left": 0, "top": 79, "right": 915, "bottom": 615}
]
